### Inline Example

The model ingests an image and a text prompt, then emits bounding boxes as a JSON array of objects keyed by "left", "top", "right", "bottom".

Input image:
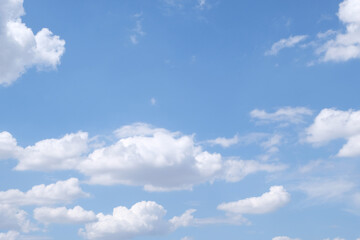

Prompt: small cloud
[
  {"left": 197, "top": 0, "right": 207, "bottom": 10},
  {"left": 207, "top": 135, "right": 239, "bottom": 148},
  {"left": 250, "top": 107, "right": 313, "bottom": 125},
  {"left": 265, "top": 35, "right": 308, "bottom": 56},
  {"left": 130, "top": 13, "right": 145, "bottom": 45},
  {"left": 150, "top": 97, "right": 156, "bottom": 105}
]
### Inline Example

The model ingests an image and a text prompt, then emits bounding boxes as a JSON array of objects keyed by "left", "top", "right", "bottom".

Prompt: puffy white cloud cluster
[
  {"left": 0, "top": 178, "right": 88, "bottom": 234},
  {"left": 0, "top": 0, "right": 65, "bottom": 85},
  {"left": 79, "top": 201, "right": 188, "bottom": 240},
  {"left": 15, "top": 132, "right": 89, "bottom": 171},
  {"left": 0, "top": 178, "right": 88, "bottom": 206},
  {"left": 34, "top": 206, "right": 96, "bottom": 224},
  {"left": 306, "top": 108, "right": 360, "bottom": 157},
  {"left": 217, "top": 186, "right": 290, "bottom": 215},
  {"left": 318, "top": 0, "right": 360, "bottom": 62},
  {"left": 0, "top": 132, "right": 21, "bottom": 160},
  {"left": 0, "top": 205, "right": 31, "bottom": 232},
  {"left": 1, "top": 123, "right": 285, "bottom": 192}
]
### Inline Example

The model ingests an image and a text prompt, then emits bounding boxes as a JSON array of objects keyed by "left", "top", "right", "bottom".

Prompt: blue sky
[{"left": 0, "top": 0, "right": 360, "bottom": 239}]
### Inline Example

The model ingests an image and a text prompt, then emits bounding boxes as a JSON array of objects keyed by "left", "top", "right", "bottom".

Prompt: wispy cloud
[
  {"left": 265, "top": 35, "right": 308, "bottom": 56},
  {"left": 130, "top": 13, "right": 145, "bottom": 45}
]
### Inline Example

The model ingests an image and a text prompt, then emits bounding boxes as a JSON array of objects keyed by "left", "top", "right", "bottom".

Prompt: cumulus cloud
[
  {"left": 0, "top": 231, "right": 20, "bottom": 240},
  {"left": 207, "top": 135, "right": 239, "bottom": 148},
  {"left": 0, "top": 0, "right": 65, "bottom": 85},
  {"left": 79, "top": 123, "right": 285, "bottom": 191},
  {"left": 1, "top": 123, "right": 285, "bottom": 192},
  {"left": 273, "top": 237, "right": 300, "bottom": 240},
  {"left": 317, "top": 0, "right": 360, "bottom": 62},
  {"left": 0, "top": 178, "right": 88, "bottom": 206},
  {"left": 34, "top": 206, "right": 96, "bottom": 225},
  {"left": 79, "top": 201, "right": 187, "bottom": 240},
  {"left": 217, "top": 186, "right": 290, "bottom": 215},
  {"left": 306, "top": 108, "right": 360, "bottom": 157},
  {"left": 15, "top": 132, "right": 89, "bottom": 171},
  {"left": 0, "top": 205, "right": 31, "bottom": 232},
  {"left": 251, "top": 107, "right": 313, "bottom": 125},
  {"left": 79, "top": 200, "right": 248, "bottom": 240},
  {"left": 265, "top": 35, "right": 308, "bottom": 56},
  {"left": 0, "top": 132, "right": 21, "bottom": 160}
]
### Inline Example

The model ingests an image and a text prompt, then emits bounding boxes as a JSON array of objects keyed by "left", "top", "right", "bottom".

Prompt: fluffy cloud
[
  {"left": 317, "top": 0, "right": 360, "bottom": 62},
  {"left": 265, "top": 35, "right": 308, "bottom": 56},
  {"left": 79, "top": 124, "right": 223, "bottom": 191},
  {"left": 0, "top": 0, "right": 65, "bottom": 85},
  {"left": 15, "top": 132, "right": 89, "bottom": 171},
  {"left": 273, "top": 237, "right": 300, "bottom": 240},
  {"left": 0, "top": 231, "right": 19, "bottom": 240},
  {"left": 79, "top": 201, "right": 189, "bottom": 240},
  {"left": 34, "top": 206, "right": 96, "bottom": 224},
  {"left": 79, "top": 123, "right": 285, "bottom": 191},
  {"left": 217, "top": 186, "right": 290, "bottom": 215},
  {"left": 0, "top": 205, "right": 31, "bottom": 232},
  {"left": 250, "top": 107, "right": 313, "bottom": 124},
  {"left": 0, "top": 132, "right": 20, "bottom": 160},
  {"left": 0, "top": 178, "right": 88, "bottom": 206},
  {"left": 1, "top": 123, "right": 285, "bottom": 192},
  {"left": 306, "top": 108, "right": 360, "bottom": 157}
]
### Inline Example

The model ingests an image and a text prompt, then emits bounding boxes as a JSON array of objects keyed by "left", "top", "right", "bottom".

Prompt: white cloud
[
  {"left": 265, "top": 35, "right": 308, "bottom": 56},
  {"left": 34, "top": 206, "right": 96, "bottom": 225},
  {"left": 223, "top": 160, "right": 286, "bottom": 182},
  {"left": 79, "top": 123, "right": 284, "bottom": 191},
  {"left": 273, "top": 237, "right": 300, "bottom": 240},
  {"left": 0, "top": 205, "right": 31, "bottom": 232},
  {"left": 0, "top": 178, "right": 88, "bottom": 206},
  {"left": 0, "top": 0, "right": 65, "bottom": 86},
  {"left": 0, "top": 132, "right": 21, "bottom": 160},
  {"left": 306, "top": 108, "right": 360, "bottom": 157},
  {"left": 79, "top": 201, "right": 188, "bottom": 240},
  {"left": 317, "top": 0, "right": 360, "bottom": 62},
  {"left": 207, "top": 135, "right": 239, "bottom": 148},
  {"left": 0, "top": 231, "right": 19, "bottom": 240},
  {"left": 15, "top": 132, "right": 89, "bottom": 171},
  {"left": 1, "top": 123, "right": 285, "bottom": 192},
  {"left": 296, "top": 179, "right": 355, "bottom": 201},
  {"left": 250, "top": 107, "right": 313, "bottom": 124},
  {"left": 337, "top": 134, "right": 360, "bottom": 157},
  {"left": 217, "top": 186, "right": 290, "bottom": 215},
  {"left": 130, "top": 13, "right": 145, "bottom": 45},
  {"left": 197, "top": 0, "right": 208, "bottom": 10},
  {"left": 79, "top": 124, "right": 223, "bottom": 191}
]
